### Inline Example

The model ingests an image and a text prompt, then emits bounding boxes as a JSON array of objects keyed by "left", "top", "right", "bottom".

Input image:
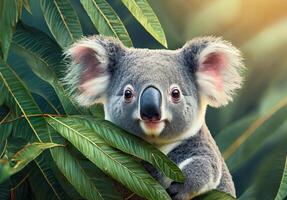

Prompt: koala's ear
[
  {"left": 63, "top": 36, "right": 125, "bottom": 106},
  {"left": 182, "top": 37, "right": 244, "bottom": 107}
]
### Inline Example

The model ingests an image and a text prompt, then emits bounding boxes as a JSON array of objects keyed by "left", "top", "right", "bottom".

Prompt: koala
[{"left": 63, "top": 35, "right": 244, "bottom": 200}]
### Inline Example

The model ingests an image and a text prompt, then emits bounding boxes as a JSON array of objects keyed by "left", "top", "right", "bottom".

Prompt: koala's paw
[{"left": 167, "top": 182, "right": 196, "bottom": 200}]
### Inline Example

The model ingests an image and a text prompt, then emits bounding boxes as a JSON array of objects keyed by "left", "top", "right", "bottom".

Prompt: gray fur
[
  {"left": 64, "top": 35, "right": 244, "bottom": 199},
  {"left": 165, "top": 125, "right": 235, "bottom": 199}
]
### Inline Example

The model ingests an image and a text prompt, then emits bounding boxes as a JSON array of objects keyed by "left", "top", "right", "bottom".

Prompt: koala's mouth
[{"left": 139, "top": 120, "right": 166, "bottom": 138}]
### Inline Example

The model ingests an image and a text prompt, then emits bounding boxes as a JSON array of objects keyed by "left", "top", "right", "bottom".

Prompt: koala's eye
[
  {"left": 171, "top": 88, "right": 181, "bottom": 103},
  {"left": 124, "top": 87, "right": 134, "bottom": 102}
]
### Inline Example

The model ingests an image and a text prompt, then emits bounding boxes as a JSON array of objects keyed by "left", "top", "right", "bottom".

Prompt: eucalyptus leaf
[
  {"left": 0, "top": 93, "right": 4, "bottom": 106},
  {"left": 47, "top": 116, "right": 171, "bottom": 200},
  {"left": 40, "top": 0, "right": 83, "bottom": 48},
  {"left": 121, "top": 0, "right": 167, "bottom": 47},
  {"left": 52, "top": 147, "right": 118, "bottom": 200},
  {"left": 193, "top": 189, "right": 236, "bottom": 200},
  {"left": 0, "top": 59, "right": 50, "bottom": 142},
  {"left": 23, "top": 0, "right": 32, "bottom": 14},
  {"left": 77, "top": 116, "right": 184, "bottom": 182},
  {"left": 274, "top": 157, "right": 287, "bottom": 200},
  {"left": 0, "top": 180, "right": 10, "bottom": 200},
  {"left": 80, "top": 0, "right": 133, "bottom": 47},
  {"left": 0, "top": 113, "right": 13, "bottom": 159},
  {"left": 11, "top": 25, "right": 84, "bottom": 115},
  {"left": 0, "top": 142, "right": 61, "bottom": 183},
  {"left": 0, "top": 0, "right": 19, "bottom": 60},
  {"left": 30, "top": 153, "right": 70, "bottom": 200}
]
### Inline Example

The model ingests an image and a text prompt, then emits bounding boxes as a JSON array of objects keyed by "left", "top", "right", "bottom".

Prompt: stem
[{"left": 1, "top": 114, "right": 65, "bottom": 124}]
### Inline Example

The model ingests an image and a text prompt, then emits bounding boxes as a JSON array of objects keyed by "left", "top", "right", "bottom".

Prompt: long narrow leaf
[
  {"left": 76, "top": 116, "right": 184, "bottom": 182},
  {"left": 47, "top": 116, "right": 171, "bottom": 200},
  {"left": 40, "top": 0, "right": 83, "bottom": 48},
  {"left": 77, "top": 158, "right": 121, "bottom": 200},
  {"left": 52, "top": 148, "right": 115, "bottom": 200},
  {"left": 0, "top": 93, "right": 4, "bottom": 106},
  {"left": 121, "top": 0, "right": 167, "bottom": 47},
  {"left": 193, "top": 190, "right": 236, "bottom": 200},
  {"left": 275, "top": 157, "right": 287, "bottom": 200},
  {"left": 23, "top": 0, "right": 32, "bottom": 14},
  {"left": 0, "top": 0, "right": 19, "bottom": 60},
  {"left": 0, "top": 180, "right": 10, "bottom": 200},
  {"left": 0, "top": 112, "right": 13, "bottom": 157},
  {"left": 80, "top": 0, "right": 133, "bottom": 47},
  {"left": 0, "top": 59, "right": 50, "bottom": 142},
  {"left": 11, "top": 25, "right": 83, "bottom": 115},
  {"left": 30, "top": 154, "right": 70, "bottom": 200},
  {"left": 0, "top": 142, "right": 61, "bottom": 183}
]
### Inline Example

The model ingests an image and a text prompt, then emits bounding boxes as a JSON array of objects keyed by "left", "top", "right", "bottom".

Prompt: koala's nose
[{"left": 140, "top": 86, "right": 162, "bottom": 121}]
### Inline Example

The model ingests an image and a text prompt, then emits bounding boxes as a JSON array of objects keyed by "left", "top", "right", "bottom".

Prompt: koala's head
[{"left": 64, "top": 36, "right": 244, "bottom": 144}]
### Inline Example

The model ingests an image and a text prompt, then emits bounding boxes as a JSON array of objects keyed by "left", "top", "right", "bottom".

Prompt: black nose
[{"left": 140, "top": 86, "right": 161, "bottom": 121}]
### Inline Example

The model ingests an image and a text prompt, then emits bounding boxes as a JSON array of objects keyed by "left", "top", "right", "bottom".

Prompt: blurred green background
[{"left": 1, "top": 0, "right": 287, "bottom": 199}]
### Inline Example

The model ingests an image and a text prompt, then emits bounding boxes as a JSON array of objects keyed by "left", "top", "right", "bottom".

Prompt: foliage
[
  {"left": 193, "top": 190, "right": 236, "bottom": 200},
  {"left": 0, "top": 142, "right": 62, "bottom": 183},
  {"left": 275, "top": 157, "right": 287, "bottom": 200},
  {"left": 0, "top": 0, "right": 286, "bottom": 200}
]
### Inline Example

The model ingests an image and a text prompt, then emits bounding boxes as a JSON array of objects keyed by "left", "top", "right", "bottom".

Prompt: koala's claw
[
  {"left": 168, "top": 181, "right": 202, "bottom": 200},
  {"left": 167, "top": 182, "right": 191, "bottom": 200},
  {"left": 167, "top": 182, "right": 180, "bottom": 196}
]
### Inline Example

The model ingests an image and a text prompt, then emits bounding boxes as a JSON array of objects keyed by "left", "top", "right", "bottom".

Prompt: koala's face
[
  {"left": 64, "top": 36, "right": 243, "bottom": 144},
  {"left": 104, "top": 50, "right": 200, "bottom": 142}
]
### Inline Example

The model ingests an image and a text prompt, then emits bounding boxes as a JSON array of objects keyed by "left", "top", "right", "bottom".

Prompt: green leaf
[
  {"left": 10, "top": 178, "right": 33, "bottom": 199},
  {"left": 0, "top": 90, "right": 4, "bottom": 106},
  {"left": 0, "top": 112, "right": 13, "bottom": 158},
  {"left": 40, "top": 0, "right": 83, "bottom": 48},
  {"left": 80, "top": 0, "right": 133, "bottom": 47},
  {"left": 78, "top": 158, "right": 121, "bottom": 200},
  {"left": 0, "top": 142, "right": 61, "bottom": 183},
  {"left": 0, "top": 0, "right": 19, "bottom": 60},
  {"left": 8, "top": 165, "right": 34, "bottom": 199},
  {"left": 16, "top": 0, "right": 23, "bottom": 18},
  {"left": 30, "top": 153, "right": 70, "bottom": 200},
  {"left": 12, "top": 29, "right": 57, "bottom": 84},
  {"left": 193, "top": 189, "right": 236, "bottom": 200},
  {"left": 77, "top": 116, "right": 184, "bottom": 182},
  {"left": 89, "top": 104, "right": 105, "bottom": 119},
  {"left": 23, "top": 0, "right": 32, "bottom": 14},
  {"left": 0, "top": 180, "right": 10, "bottom": 200},
  {"left": 0, "top": 100, "right": 4, "bottom": 108},
  {"left": 6, "top": 137, "right": 29, "bottom": 156},
  {"left": 12, "top": 143, "right": 62, "bottom": 166},
  {"left": 47, "top": 116, "right": 171, "bottom": 200},
  {"left": 32, "top": 92, "right": 61, "bottom": 115},
  {"left": 52, "top": 147, "right": 117, "bottom": 200},
  {"left": 0, "top": 59, "right": 50, "bottom": 142},
  {"left": 275, "top": 156, "right": 287, "bottom": 200},
  {"left": 11, "top": 25, "right": 84, "bottom": 115},
  {"left": 0, "top": 140, "right": 7, "bottom": 159},
  {"left": 238, "top": 186, "right": 255, "bottom": 200},
  {"left": 121, "top": 0, "right": 167, "bottom": 47}
]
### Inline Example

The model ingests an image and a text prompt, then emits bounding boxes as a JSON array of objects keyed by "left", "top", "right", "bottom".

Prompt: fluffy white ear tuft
[
  {"left": 63, "top": 37, "right": 112, "bottom": 106},
  {"left": 194, "top": 37, "right": 244, "bottom": 107}
]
